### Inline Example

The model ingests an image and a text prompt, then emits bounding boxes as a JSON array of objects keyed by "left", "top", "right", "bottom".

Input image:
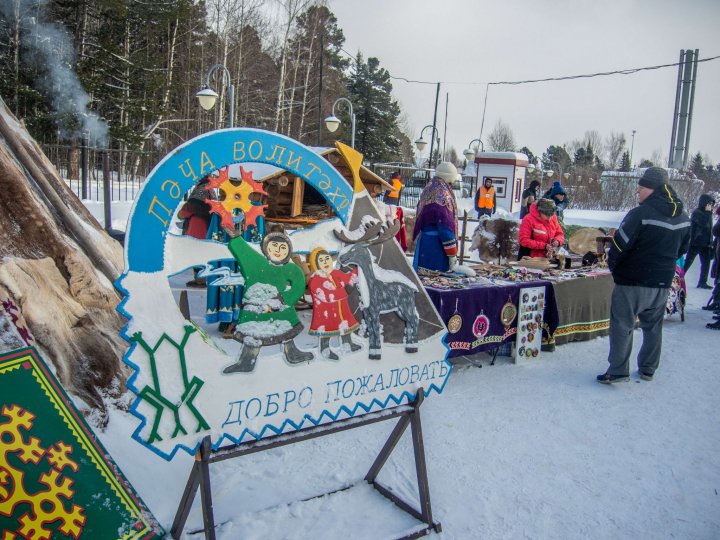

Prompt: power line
[
  {"left": 389, "top": 54, "right": 720, "bottom": 86},
  {"left": 474, "top": 54, "right": 720, "bottom": 142}
]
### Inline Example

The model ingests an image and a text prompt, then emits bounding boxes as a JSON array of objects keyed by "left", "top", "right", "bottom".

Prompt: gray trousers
[{"left": 607, "top": 284, "right": 669, "bottom": 376}]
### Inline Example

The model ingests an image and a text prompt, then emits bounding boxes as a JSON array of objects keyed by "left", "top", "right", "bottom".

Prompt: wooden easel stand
[{"left": 171, "top": 390, "right": 441, "bottom": 540}]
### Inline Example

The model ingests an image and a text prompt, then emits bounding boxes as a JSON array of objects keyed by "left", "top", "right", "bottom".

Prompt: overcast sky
[{"left": 328, "top": 0, "right": 720, "bottom": 168}]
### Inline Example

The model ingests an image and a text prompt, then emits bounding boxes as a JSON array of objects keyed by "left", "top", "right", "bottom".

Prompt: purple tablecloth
[{"left": 425, "top": 280, "right": 559, "bottom": 358}]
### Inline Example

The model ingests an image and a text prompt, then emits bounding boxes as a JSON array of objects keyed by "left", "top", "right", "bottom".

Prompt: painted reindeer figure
[{"left": 334, "top": 220, "right": 419, "bottom": 360}]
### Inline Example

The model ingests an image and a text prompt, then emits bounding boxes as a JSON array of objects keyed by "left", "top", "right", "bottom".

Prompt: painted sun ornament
[{"left": 206, "top": 166, "right": 267, "bottom": 228}]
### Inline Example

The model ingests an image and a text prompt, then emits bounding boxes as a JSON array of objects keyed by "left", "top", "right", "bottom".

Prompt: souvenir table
[
  {"left": 422, "top": 266, "right": 614, "bottom": 359},
  {"left": 543, "top": 271, "right": 613, "bottom": 348},
  {"left": 422, "top": 269, "right": 559, "bottom": 358}
]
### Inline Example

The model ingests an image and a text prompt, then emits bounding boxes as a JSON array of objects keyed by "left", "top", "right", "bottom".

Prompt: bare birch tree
[{"left": 487, "top": 119, "right": 516, "bottom": 152}]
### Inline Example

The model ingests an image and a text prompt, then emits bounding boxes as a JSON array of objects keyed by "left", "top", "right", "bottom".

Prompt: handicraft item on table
[
  {"left": 515, "top": 286, "right": 545, "bottom": 364},
  {"left": 117, "top": 129, "right": 451, "bottom": 460},
  {"left": 446, "top": 299, "right": 463, "bottom": 334}
]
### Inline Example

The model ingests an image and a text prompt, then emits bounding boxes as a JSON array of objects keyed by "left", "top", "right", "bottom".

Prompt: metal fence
[{"left": 42, "top": 143, "right": 164, "bottom": 201}]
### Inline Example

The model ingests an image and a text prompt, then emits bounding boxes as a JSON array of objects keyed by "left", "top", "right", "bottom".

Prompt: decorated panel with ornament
[
  {"left": 515, "top": 286, "right": 545, "bottom": 364},
  {"left": 0, "top": 347, "right": 163, "bottom": 539},
  {"left": 117, "top": 129, "right": 451, "bottom": 460}
]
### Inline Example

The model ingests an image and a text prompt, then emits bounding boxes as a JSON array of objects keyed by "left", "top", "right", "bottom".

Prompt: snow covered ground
[{"left": 89, "top": 196, "right": 720, "bottom": 539}]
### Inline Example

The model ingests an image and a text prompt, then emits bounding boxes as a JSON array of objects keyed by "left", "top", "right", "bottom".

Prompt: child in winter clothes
[{"left": 684, "top": 193, "right": 716, "bottom": 289}]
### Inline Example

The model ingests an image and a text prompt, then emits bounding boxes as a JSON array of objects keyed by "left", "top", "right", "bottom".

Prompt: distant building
[
  {"left": 466, "top": 152, "right": 530, "bottom": 213},
  {"left": 600, "top": 167, "right": 699, "bottom": 190}
]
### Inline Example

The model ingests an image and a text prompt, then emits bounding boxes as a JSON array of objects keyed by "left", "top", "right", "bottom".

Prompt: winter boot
[
  {"left": 223, "top": 344, "right": 260, "bottom": 374},
  {"left": 596, "top": 372, "right": 629, "bottom": 384},
  {"left": 707, "top": 319, "right": 720, "bottom": 330},
  {"left": 320, "top": 337, "right": 339, "bottom": 360},
  {"left": 697, "top": 282, "right": 712, "bottom": 290},
  {"left": 341, "top": 333, "right": 362, "bottom": 352},
  {"left": 284, "top": 339, "right": 314, "bottom": 365}
]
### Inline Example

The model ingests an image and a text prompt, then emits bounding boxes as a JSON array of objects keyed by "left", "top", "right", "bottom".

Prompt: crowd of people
[{"left": 409, "top": 165, "right": 719, "bottom": 384}]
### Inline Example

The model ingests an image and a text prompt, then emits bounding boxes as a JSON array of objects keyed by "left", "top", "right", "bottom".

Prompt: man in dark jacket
[
  {"left": 684, "top": 193, "right": 716, "bottom": 289},
  {"left": 597, "top": 167, "right": 691, "bottom": 384},
  {"left": 520, "top": 179, "right": 540, "bottom": 218}
]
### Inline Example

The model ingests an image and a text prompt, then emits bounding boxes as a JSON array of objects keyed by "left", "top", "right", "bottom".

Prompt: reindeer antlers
[{"left": 334, "top": 220, "right": 401, "bottom": 245}]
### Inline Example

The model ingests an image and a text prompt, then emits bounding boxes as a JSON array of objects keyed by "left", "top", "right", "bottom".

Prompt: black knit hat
[{"left": 638, "top": 167, "right": 668, "bottom": 190}]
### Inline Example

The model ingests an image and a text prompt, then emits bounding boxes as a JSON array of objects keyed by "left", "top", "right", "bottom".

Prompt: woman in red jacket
[{"left": 518, "top": 198, "right": 565, "bottom": 258}]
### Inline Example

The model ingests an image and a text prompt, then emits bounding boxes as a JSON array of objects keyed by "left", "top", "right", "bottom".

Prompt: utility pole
[
  {"left": 316, "top": 33, "right": 324, "bottom": 146},
  {"left": 668, "top": 49, "right": 699, "bottom": 169},
  {"left": 428, "top": 83, "right": 440, "bottom": 168},
  {"left": 442, "top": 92, "right": 448, "bottom": 162}
]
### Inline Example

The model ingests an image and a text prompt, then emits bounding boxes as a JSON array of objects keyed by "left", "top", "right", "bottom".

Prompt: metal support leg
[
  {"left": 198, "top": 437, "right": 216, "bottom": 540},
  {"left": 170, "top": 455, "right": 201, "bottom": 538},
  {"left": 410, "top": 391, "right": 440, "bottom": 533}
]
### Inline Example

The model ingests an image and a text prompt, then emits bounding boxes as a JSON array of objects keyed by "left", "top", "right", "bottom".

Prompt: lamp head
[
  {"left": 196, "top": 87, "right": 219, "bottom": 111},
  {"left": 324, "top": 115, "right": 341, "bottom": 133},
  {"left": 415, "top": 137, "right": 428, "bottom": 152},
  {"left": 463, "top": 148, "right": 475, "bottom": 162}
]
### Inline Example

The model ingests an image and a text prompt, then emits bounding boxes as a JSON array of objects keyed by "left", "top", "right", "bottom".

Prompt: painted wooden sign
[
  {"left": 118, "top": 129, "right": 451, "bottom": 460},
  {"left": 0, "top": 347, "right": 162, "bottom": 538}
]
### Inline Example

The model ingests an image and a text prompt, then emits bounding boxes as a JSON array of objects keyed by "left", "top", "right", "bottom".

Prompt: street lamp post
[
  {"left": 630, "top": 130, "right": 637, "bottom": 168},
  {"left": 324, "top": 97, "right": 356, "bottom": 148},
  {"left": 462, "top": 138, "right": 485, "bottom": 163},
  {"left": 526, "top": 163, "right": 555, "bottom": 187},
  {"left": 542, "top": 159, "right": 564, "bottom": 179},
  {"left": 414, "top": 125, "right": 440, "bottom": 167},
  {"left": 196, "top": 64, "right": 235, "bottom": 129}
]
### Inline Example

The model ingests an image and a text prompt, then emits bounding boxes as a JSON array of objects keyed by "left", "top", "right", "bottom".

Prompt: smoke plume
[{"left": 2, "top": 0, "right": 109, "bottom": 147}]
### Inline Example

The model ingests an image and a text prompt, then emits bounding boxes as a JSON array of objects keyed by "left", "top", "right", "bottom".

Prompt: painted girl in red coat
[
  {"left": 308, "top": 247, "right": 362, "bottom": 359},
  {"left": 518, "top": 198, "right": 565, "bottom": 259}
]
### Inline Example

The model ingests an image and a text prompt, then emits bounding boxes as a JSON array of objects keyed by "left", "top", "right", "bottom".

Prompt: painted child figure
[
  {"left": 307, "top": 248, "right": 362, "bottom": 359},
  {"left": 223, "top": 231, "right": 313, "bottom": 373}
]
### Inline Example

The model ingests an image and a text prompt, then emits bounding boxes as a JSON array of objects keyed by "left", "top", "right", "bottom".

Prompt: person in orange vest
[
  {"left": 474, "top": 177, "right": 496, "bottom": 218},
  {"left": 383, "top": 171, "right": 403, "bottom": 205}
]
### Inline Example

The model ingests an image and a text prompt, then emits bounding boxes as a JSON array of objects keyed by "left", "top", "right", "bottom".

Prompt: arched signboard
[{"left": 117, "top": 128, "right": 451, "bottom": 460}]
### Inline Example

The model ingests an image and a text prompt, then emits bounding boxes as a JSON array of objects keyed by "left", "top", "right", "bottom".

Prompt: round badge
[
  {"left": 501, "top": 296, "right": 517, "bottom": 327},
  {"left": 472, "top": 313, "right": 491, "bottom": 338},
  {"left": 518, "top": 346, "right": 525, "bottom": 356},
  {"left": 532, "top": 349, "right": 539, "bottom": 357},
  {"left": 447, "top": 313, "right": 463, "bottom": 334},
  {"left": 522, "top": 293, "right": 529, "bottom": 303}
]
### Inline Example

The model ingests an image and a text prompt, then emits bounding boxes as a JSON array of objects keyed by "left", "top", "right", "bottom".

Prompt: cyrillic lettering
[
  {"left": 178, "top": 159, "right": 197, "bottom": 181},
  {"left": 265, "top": 145, "right": 286, "bottom": 164},
  {"left": 298, "top": 386, "right": 312, "bottom": 408},
  {"left": 248, "top": 140, "right": 263, "bottom": 160},
  {"left": 148, "top": 196, "right": 172, "bottom": 227},
  {"left": 233, "top": 141, "right": 246, "bottom": 161},
  {"left": 325, "top": 380, "right": 341, "bottom": 403},
  {"left": 199, "top": 152, "right": 215, "bottom": 176},
  {"left": 161, "top": 179, "right": 182, "bottom": 199},
  {"left": 265, "top": 393, "right": 280, "bottom": 417}
]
